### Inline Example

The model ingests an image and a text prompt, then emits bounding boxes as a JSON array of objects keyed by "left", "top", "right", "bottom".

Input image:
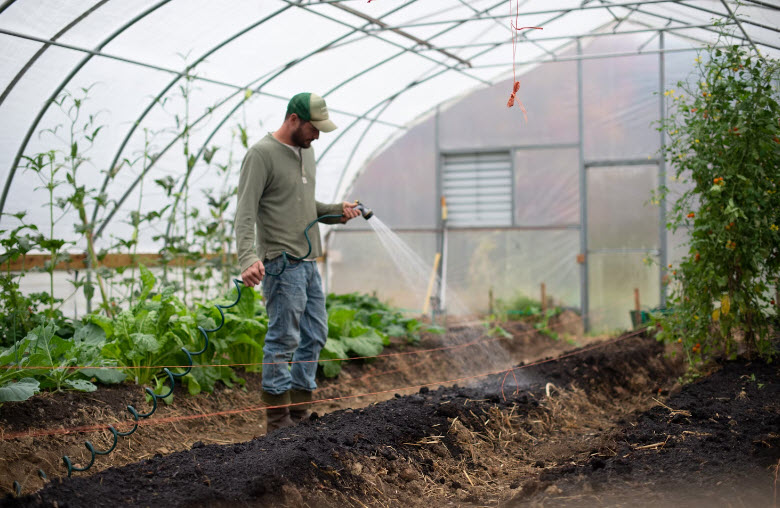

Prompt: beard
[{"left": 291, "top": 125, "right": 312, "bottom": 148}]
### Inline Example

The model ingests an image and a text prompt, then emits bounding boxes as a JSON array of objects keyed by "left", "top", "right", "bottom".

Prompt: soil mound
[
  {"left": 511, "top": 356, "right": 780, "bottom": 507},
  {"left": 3, "top": 333, "right": 679, "bottom": 507}
]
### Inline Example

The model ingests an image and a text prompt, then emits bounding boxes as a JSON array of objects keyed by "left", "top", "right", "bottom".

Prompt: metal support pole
[
  {"left": 658, "top": 30, "right": 668, "bottom": 308},
  {"left": 440, "top": 204, "right": 448, "bottom": 316},
  {"left": 718, "top": 0, "right": 767, "bottom": 63},
  {"left": 577, "top": 39, "right": 590, "bottom": 332}
]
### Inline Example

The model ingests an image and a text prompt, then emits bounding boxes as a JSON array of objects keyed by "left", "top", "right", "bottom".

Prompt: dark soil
[
  {"left": 509, "top": 357, "right": 780, "bottom": 507},
  {"left": 3, "top": 332, "right": 691, "bottom": 507},
  {"left": 0, "top": 384, "right": 146, "bottom": 433},
  {"left": 4, "top": 324, "right": 775, "bottom": 508},
  {"left": 0, "top": 315, "right": 586, "bottom": 496}
]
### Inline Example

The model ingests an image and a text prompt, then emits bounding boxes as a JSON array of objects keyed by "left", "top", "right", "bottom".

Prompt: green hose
[
  {"left": 264, "top": 214, "right": 343, "bottom": 277},
  {"left": 11, "top": 213, "right": 344, "bottom": 495}
]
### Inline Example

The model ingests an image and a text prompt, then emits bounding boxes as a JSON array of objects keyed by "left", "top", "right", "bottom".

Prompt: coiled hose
[
  {"left": 12, "top": 278, "right": 246, "bottom": 496},
  {"left": 12, "top": 213, "right": 341, "bottom": 496}
]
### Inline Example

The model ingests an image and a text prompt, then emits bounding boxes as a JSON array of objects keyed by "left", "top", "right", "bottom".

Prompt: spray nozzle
[{"left": 354, "top": 200, "right": 374, "bottom": 220}]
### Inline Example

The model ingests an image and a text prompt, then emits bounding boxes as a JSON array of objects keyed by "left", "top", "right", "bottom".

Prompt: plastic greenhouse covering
[{"left": 1, "top": 0, "right": 779, "bottom": 331}]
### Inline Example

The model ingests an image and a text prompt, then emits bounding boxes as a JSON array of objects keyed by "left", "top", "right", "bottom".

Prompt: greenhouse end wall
[{"left": 329, "top": 29, "right": 699, "bottom": 332}]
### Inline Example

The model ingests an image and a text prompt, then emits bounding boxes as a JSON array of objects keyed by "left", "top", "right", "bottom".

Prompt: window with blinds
[{"left": 442, "top": 151, "right": 513, "bottom": 226}]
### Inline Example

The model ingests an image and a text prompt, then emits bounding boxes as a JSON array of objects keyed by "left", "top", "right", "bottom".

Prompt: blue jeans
[{"left": 261, "top": 256, "right": 328, "bottom": 395}]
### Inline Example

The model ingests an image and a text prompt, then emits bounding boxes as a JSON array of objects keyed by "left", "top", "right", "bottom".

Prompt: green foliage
[
  {"left": 655, "top": 43, "right": 780, "bottom": 362},
  {"left": 495, "top": 291, "right": 563, "bottom": 339},
  {"left": 23, "top": 150, "right": 71, "bottom": 320},
  {"left": 0, "top": 378, "right": 40, "bottom": 403},
  {"left": 0, "top": 321, "right": 123, "bottom": 402},
  {"left": 0, "top": 216, "right": 51, "bottom": 348},
  {"left": 482, "top": 316, "right": 513, "bottom": 339},
  {"left": 98, "top": 266, "right": 189, "bottom": 385},
  {"left": 45, "top": 88, "right": 114, "bottom": 315},
  {"left": 319, "top": 292, "right": 430, "bottom": 377},
  {"left": 93, "top": 267, "right": 259, "bottom": 397},
  {"left": 495, "top": 293, "right": 544, "bottom": 319},
  {"left": 319, "top": 338, "right": 347, "bottom": 378},
  {"left": 185, "top": 285, "right": 266, "bottom": 394},
  {"left": 327, "top": 292, "right": 427, "bottom": 342}
]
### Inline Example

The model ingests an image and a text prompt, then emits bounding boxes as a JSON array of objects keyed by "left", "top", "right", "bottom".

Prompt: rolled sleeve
[{"left": 316, "top": 201, "right": 344, "bottom": 224}]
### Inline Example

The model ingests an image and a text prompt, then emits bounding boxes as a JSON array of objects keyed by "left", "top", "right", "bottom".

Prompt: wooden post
[
  {"left": 422, "top": 253, "right": 442, "bottom": 316},
  {"left": 631, "top": 287, "right": 642, "bottom": 328},
  {"left": 541, "top": 283, "right": 547, "bottom": 313}
]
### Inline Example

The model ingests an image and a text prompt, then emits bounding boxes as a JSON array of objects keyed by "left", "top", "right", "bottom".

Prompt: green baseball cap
[{"left": 286, "top": 92, "right": 337, "bottom": 133}]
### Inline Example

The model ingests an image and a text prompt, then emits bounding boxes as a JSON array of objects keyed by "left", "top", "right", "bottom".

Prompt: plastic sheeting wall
[
  {"left": 330, "top": 29, "right": 703, "bottom": 331},
  {"left": 326, "top": 231, "right": 438, "bottom": 311}
]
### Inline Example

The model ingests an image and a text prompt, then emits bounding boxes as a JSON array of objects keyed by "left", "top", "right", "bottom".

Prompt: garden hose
[
  {"left": 61, "top": 277, "right": 246, "bottom": 477},
  {"left": 12, "top": 278, "right": 246, "bottom": 494},
  {"left": 264, "top": 214, "right": 343, "bottom": 277},
  {"left": 12, "top": 205, "right": 373, "bottom": 495},
  {"left": 265, "top": 204, "right": 372, "bottom": 277}
]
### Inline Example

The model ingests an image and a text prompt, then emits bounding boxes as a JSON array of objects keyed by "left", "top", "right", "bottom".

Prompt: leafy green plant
[
  {"left": 319, "top": 293, "right": 433, "bottom": 377},
  {"left": 482, "top": 315, "right": 513, "bottom": 339},
  {"left": 0, "top": 377, "right": 40, "bottom": 403},
  {"left": 495, "top": 291, "right": 563, "bottom": 339},
  {"left": 328, "top": 292, "right": 427, "bottom": 342},
  {"left": 185, "top": 285, "right": 266, "bottom": 394},
  {"left": 0, "top": 321, "right": 125, "bottom": 402},
  {"left": 495, "top": 293, "right": 543, "bottom": 320},
  {"left": 534, "top": 308, "right": 563, "bottom": 340},
  {"left": 190, "top": 128, "right": 241, "bottom": 296},
  {"left": 655, "top": 42, "right": 779, "bottom": 362},
  {"left": 43, "top": 87, "right": 114, "bottom": 315},
  {"left": 0, "top": 215, "right": 41, "bottom": 348},
  {"left": 97, "top": 265, "right": 189, "bottom": 386},
  {"left": 22, "top": 151, "right": 70, "bottom": 319},
  {"left": 109, "top": 128, "right": 170, "bottom": 309}
]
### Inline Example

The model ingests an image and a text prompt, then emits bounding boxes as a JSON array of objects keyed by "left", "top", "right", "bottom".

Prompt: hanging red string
[{"left": 508, "top": 0, "right": 542, "bottom": 121}]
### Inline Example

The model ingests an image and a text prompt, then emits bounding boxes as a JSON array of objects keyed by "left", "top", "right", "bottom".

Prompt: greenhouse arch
[
  {"left": 1, "top": 1, "right": 779, "bottom": 503},
  {"left": 1, "top": 0, "right": 778, "bottom": 330}
]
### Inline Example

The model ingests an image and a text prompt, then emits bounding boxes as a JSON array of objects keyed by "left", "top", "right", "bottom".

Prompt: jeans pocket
[{"left": 284, "top": 258, "right": 303, "bottom": 271}]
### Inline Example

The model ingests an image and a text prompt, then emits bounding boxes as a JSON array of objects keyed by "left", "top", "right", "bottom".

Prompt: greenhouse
[{"left": 0, "top": 0, "right": 779, "bottom": 506}]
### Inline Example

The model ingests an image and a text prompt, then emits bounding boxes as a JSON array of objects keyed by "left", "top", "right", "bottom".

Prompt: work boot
[
  {"left": 289, "top": 389, "right": 314, "bottom": 423},
  {"left": 262, "top": 390, "right": 294, "bottom": 434}
]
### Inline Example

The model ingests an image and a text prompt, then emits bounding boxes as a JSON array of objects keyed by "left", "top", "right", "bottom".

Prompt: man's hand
[
  {"left": 241, "top": 260, "right": 265, "bottom": 288},
  {"left": 341, "top": 201, "right": 361, "bottom": 223}
]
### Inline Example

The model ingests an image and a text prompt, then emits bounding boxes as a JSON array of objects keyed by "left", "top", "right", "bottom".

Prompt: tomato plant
[{"left": 656, "top": 43, "right": 780, "bottom": 362}]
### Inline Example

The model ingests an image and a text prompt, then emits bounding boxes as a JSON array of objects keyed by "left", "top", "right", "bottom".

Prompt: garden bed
[
  {"left": 4, "top": 326, "right": 776, "bottom": 507},
  {"left": 0, "top": 315, "right": 584, "bottom": 497}
]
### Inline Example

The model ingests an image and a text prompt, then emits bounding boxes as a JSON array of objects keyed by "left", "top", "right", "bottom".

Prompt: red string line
[
  {"left": 0, "top": 314, "right": 584, "bottom": 371},
  {"left": 0, "top": 328, "right": 645, "bottom": 442}
]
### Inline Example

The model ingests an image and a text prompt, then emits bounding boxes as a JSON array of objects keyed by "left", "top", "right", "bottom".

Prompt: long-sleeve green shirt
[{"left": 235, "top": 133, "right": 343, "bottom": 273}]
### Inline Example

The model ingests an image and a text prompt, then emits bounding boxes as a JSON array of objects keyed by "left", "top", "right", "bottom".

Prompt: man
[{"left": 235, "top": 92, "right": 360, "bottom": 433}]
